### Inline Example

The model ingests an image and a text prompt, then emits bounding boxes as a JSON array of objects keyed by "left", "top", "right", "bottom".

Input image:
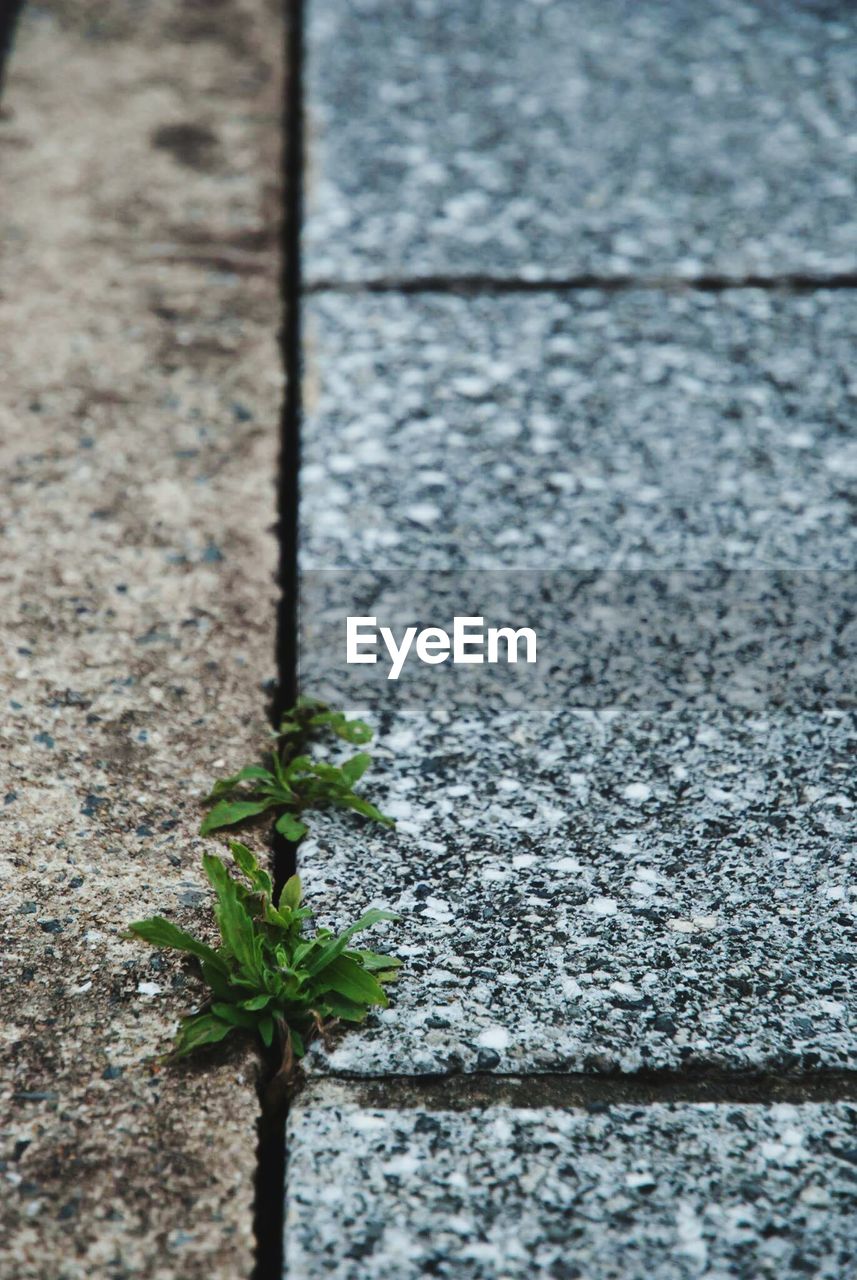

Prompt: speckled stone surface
[
  {"left": 285, "top": 1090, "right": 857, "bottom": 1280},
  {"left": 304, "top": 0, "right": 857, "bottom": 283},
  {"left": 296, "top": 689, "right": 854, "bottom": 1076},
  {"left": 0, "top": 4, "right": 280, "bottom": 1276},
  {"left": 301, "top": 290, "right": 857, "bottom": 570},
  {"left": 294, "top": 293, "right": 855, "bottom": 1075},
  {"left": 291, "top": 0, "right": 857, "bottom": 1272}
]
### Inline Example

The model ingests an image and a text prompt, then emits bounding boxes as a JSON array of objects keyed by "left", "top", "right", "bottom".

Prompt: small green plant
[
  {"left": 200, "top": 697, "right": 394, "bottom": 842},
  {"left": 128, "top": 841, "right": 400, "bottom": 1075}
]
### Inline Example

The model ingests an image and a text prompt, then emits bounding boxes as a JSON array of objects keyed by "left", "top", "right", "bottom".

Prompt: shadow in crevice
[
  {"left": 306, "top": 270, "right": 857, "bottom": 296},
  {"left": 253, "top": 1055, "right": 289, "bottom": 1280},
  {"left": 256, "top": 0, "right": 305, "bottom": 1272},
  {"left": 314, "top": 1067, "right": 857, "bottom": 1112},
  {"left": 0, "top": 0, "right": 25, "bottom": 104}
]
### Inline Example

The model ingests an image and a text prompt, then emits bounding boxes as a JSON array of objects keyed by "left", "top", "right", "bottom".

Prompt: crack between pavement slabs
[
  {"left": 295, "top": 1069, "right": 857, "bottom": 1112},
  {"left": 305, "top": 272, "right": 857, "bottom": 296},
  {"left": 0, "top": 0, "right": 24, "bottom": 102},
  {"left": 253, "top": 2, "right": 304, "bottom": 1278}
]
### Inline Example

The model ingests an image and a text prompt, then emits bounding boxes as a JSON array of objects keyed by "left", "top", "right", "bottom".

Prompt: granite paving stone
[
  {"left": 301, "top": 290, "right": 857, "bottom": 570},
  {"left": 295, "top": 286, "right": 855, "bottom": 1076},
  {"left": 290, "top": 0, "right": 857, "bottom": 1274},
  {"left": 283, "top": 2, "right": 857, "bottom": 1277},
  {"left": 296, "top": 686, "right": 854, "bottom": 1076},
  {"left": 0, "top": 3, "right": 281, "bottom": 1276},
  {"left": 285, "top": 1088, "right": 857, "bottom": 1280},
  {"left": 304, "top": 0, "right": 857, "bottom": 283}
]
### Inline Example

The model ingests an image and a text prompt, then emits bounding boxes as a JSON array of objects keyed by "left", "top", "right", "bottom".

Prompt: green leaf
[
  {"left": 283, "top": 754, "right": 313, "bottom": 776},
  {"left": 201, "top": 959, "right": 235, "bottom": 999},
  {"left": 263, "top": 902, "right": 291, "bottom": 930},
  {"left": 212, "top": 1002, "right": 259, "bottom": 1029},
  {"left": 277, "top": 718, "right": 303, "bottom": 740},
  {"left": 308, "top": 761, "right": 345, "bottom": 786},
  {"left": 308, "top": 710, "right": 373, "bottom": 745},
  {"left": 228, "top": 840, "right": 273, "bottom": 898},
  {"left": 340, "top": 752, "right": 372, "bottom": 785},
  {"left": 290, "top": 938, "right": 316, "bottom": 969},
  {"left": 307, "top": 909, "right": 399, "bottom": 977},
  {"left": 200, "top": 798, "right": 272, "bottom": 836},
  {"left": 350, "top": 949, "right": 403, "bottom": 973},
  {"left": 173, "top": 1013, "right": 235, "bottom": 1058},
  {"left": 334, "top": 718, "right": 373, "bottom": 745},
  {"left": 341, "top": 795, "right": 395, "bottom": 826},
  {"left": 240, "top": 993, "right": 273, "bottom": 1011},
  {"left": 280, "top": 875, "right": 302, "bottom": 911},
  {"left": 275, "top": 812, "right": 309, "bottom": 842},
  {"left": 324, "top": 993, "right": 370, "bottom": 1022},
  {"left": 258, "top": 1015, "right": 274, "bottom": 1048},
  {"left": 201, "top": 851, "right": 230, "bottom": 894},
  {"left": 288, "top": 1026, "right": 306, "bottom": 1057},
  {"left": 127, "top": 917, "right": 222, "bottom": 967},
  {"left": 318, "top": 954, "right": 388, "bottom": 1007},
  {"left": 203, "top": 854, "right": 263, "bottom": 980},
  {"left": 263, "top": 756, "right": 295, "bottom": 800},
  {"left": 208, "top": 765, "right": 275, "bottom": 799}
]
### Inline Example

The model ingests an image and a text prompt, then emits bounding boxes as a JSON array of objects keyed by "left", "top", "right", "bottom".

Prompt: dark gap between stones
[
  {"left": 254, "top": 1, "right": 305, "bottom": 1278},
  {"left": 305, "top": 271, "right": 857, "bottom": 296},
  {"left": 0, "top": 0, "right": 25, "bottom": 103},
  {"left": 300, "top": 1069, "right": 857, "bottom": 1112}
]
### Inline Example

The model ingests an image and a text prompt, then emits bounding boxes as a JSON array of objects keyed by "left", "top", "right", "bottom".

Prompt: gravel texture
[
  {"left": 285, "top": 1088, "right": 857, "bottom": 1280},
  {"left": 0, "top": 3, "right": 280, "bottom": 1276},
  {"left": 304, "top": 0, "right": 857, "bottom": 283}
]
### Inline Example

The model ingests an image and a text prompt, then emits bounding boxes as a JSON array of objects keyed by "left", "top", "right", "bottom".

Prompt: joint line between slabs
[
  {"left": 304, "top": 272, "right": 857, "bottom": 297},
  {"left": 255, "top": 2, "right": 305, "bottom": 1279},
  {"left": 295, "top": 1070, "right": 857, "bottom": 1112}
]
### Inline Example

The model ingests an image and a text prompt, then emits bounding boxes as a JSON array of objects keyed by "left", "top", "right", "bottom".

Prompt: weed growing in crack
[
  {"left": 128, "top": 840, "right": 400, "bottom": 1078},
  {"left": 200, "top": 696, "right": 394, "bottom": 842},
  {"left": 129, "top": 700, "right": 400, "bottom": 1074}
]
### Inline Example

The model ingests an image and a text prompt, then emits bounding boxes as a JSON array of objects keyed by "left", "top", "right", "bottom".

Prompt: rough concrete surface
[
  {"left": 0, "top": 3, "right": 281, "bottom": 1276},
  {"left": 286, "top": 1088, "right": 857, "bottom": 1280},
  {"left": 304, "top": 0, "right": 857, "bottom": 282}
]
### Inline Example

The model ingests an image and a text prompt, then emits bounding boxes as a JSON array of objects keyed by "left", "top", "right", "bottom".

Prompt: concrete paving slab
[
  {"left": 0, "top": 3, "right": 280, "bottom": 1276},
  {"left": 301, "top": 289, "right": 857, "bottom": 570},
  {"left": 285, "top": 1086, "right": 857, "bottom": 1280},
  {"left": 304, "top": 0, "right": 857, "bottom": 283}
]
